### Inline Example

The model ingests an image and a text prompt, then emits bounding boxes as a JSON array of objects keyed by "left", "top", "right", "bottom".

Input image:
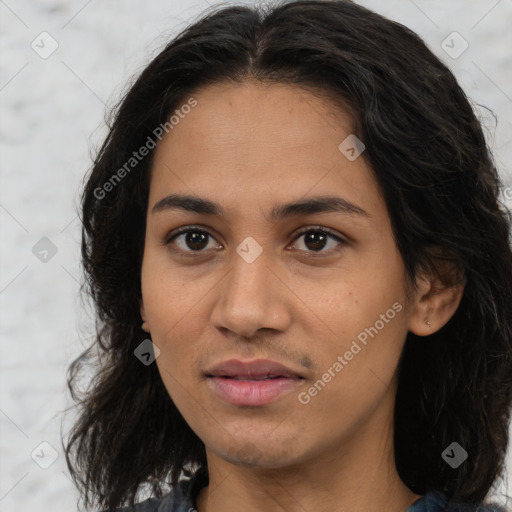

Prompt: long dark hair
[{"left": 64, "top": 1, "right": 512, "bottom": 510}]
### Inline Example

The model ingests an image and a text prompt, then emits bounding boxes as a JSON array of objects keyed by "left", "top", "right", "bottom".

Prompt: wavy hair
[{"left": 64, "top": 1, "right": 512, "bottom": 510}]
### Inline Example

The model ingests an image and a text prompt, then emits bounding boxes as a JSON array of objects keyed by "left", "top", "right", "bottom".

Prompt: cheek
[
  {"left": 298, "top": 313, "right": 406, "bottom": 436},
  {"left": 153, "top": 325, "right": 205, "bottom": 415},
  {"left": 323, "top": 272, "right": 405, "bottom": 346},
  {"left": 140, "top": 260, "right": 201, "bottom": 383},
  {"left": 307, "top": 268, "right": 408, "bottom": 406},
  {"left": 141, "top": 252, "right": 203, "bottom": 336}
]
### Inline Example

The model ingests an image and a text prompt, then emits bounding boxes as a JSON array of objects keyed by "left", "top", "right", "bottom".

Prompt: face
[{"left": 140, "top": 81, "right": 422, "bottom": 469}]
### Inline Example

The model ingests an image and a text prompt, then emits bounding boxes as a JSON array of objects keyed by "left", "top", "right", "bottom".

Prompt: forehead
[
  {"left": 156, "top": 80, "right": 354, "bottom": 160},
  {"left": 148, "top": 80, "right": 384, "bottom": 224}
]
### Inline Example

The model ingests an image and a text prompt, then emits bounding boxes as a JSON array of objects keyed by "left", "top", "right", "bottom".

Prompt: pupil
[
  {"left": 305, "top": 232, "right": 326, "bottom": 251},
  {"left": 187, "top": 231, "right": 208, "bottom": 250}
]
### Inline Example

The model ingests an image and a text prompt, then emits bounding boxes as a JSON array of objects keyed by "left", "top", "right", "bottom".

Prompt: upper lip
[{"left": 205, "top": 359, "right": 305, "bottom": 379}]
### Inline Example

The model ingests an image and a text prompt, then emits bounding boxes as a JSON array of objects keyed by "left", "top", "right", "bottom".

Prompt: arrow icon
[
  {"left": 441, "top": 441, "right": 468, "bottom": 468},
  {"left": 32, "top": 237, "right": 58, "bottom": 262},
  {"left": 31, "top": 441, "right": 59, "bottom": 468},
  {"left": 31, "top": 31, "right": 59, "bottom": 59},
  {"left": 339, "top": 134, "right": 365, "bottom": 161},
  {"left": 134, "top": 339, "right": 160, "bottom": 365},
  {"left": 441, "top": 32, "right": 468, "bottom": 59},
  {"left": 236, "top": 237, "right": 263, "bottom": 263}
]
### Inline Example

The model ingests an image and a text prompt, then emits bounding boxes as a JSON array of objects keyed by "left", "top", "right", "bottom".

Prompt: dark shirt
[{"left": 110, "top": 467, "right": 508, "bottom": 512}]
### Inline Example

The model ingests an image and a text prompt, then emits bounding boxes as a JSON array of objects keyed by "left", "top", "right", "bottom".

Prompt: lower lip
[{"left": 208, "top": 376, "right": 303, "bottom": 406}]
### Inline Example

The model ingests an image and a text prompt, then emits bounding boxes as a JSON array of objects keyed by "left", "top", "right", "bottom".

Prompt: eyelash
[{"left": 165, "top": 225, "right": 347, "bottom": 258}]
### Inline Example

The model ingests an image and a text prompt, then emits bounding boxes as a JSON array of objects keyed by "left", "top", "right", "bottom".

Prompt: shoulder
[
  {"left": 103, "top": 468, "right": 208, "bottom": 512},
  {"left": 409, "top": 491, "right": 509, "bottom": 512}
]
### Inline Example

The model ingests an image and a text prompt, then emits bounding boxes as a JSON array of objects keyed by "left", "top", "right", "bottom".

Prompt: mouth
[
  {"left": 205, "top": 359, "right": 305, "bottom": 406},
  {"left": 206, "top": 375, "right": 304, "bottom": 406},
  {"left": 205, "top": 358, "right": 305, "bottom": 380},
  {"left": 210, "top": 375, "right": 301, "bottom": 381}
]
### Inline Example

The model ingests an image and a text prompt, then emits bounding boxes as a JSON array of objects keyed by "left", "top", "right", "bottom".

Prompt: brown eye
[
  {"left": 292, "top": 228, "right": 346, "bottom": 255},
  {"left": 166, "top": 227, "right": 219, "bottom": 253},
  {"left": 166, "top": 225, "right": 346, "bottom": 258},
  {"left": 181, "top": 231, "right": 209, "bottom": 251}
]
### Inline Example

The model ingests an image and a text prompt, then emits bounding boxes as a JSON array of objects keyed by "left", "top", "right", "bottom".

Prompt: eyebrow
[{"left": 151, "top": 193, "right": 370, "bottom": 221}]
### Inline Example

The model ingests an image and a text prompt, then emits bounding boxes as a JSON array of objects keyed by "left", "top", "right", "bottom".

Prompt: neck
[{"left": 195, "top": 382, "right": 421, "bottom": 512}]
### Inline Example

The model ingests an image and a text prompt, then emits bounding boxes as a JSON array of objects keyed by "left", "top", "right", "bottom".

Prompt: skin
[{"left": 140, "top": 80, "right": 464, "bottom": 512}]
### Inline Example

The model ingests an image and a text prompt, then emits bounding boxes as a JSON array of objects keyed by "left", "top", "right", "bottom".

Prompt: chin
[{"left": 214, "top": 438, "right": 307, "bottom": 469}]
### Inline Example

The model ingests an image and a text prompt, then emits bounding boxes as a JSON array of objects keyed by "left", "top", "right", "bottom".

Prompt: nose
[{"left": 210, "top": 245, "right": 292, "bottom": 339}]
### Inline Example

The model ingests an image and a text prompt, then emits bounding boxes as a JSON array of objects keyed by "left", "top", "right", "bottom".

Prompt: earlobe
[{"left": 408, "top": 273, "right": 464, "bottom": 337}]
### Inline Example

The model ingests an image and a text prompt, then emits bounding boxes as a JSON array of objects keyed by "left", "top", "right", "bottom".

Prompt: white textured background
[{"left": 1, "top": 1, "right": 511, "bottom": 511}]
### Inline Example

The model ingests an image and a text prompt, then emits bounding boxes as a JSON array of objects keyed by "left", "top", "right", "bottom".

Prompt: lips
[
  {"left": 205, "top": 358, "right": 305, "bottom": 406},
  {"left": 205, "top": 358, "right": 305, "bottom": 381}
]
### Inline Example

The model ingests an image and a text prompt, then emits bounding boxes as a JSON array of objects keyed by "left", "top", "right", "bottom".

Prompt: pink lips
[{"left": 205, "top": 358, "right": 304, "bottom": 406}]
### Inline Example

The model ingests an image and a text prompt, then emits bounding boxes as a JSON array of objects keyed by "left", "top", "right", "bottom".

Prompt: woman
[{"left": 65, "top": 1, "right": 512, "bottom": 511}]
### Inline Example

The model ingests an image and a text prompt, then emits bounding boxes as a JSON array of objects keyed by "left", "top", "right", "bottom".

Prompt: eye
[
  {"left": 166, "top": 226, "right": 221, "bottom": 256},
  {"left": 165, "top": 225, "right": 346, "bottom": 257},
  {"left": 290, "top": 226, "right": 346, "bottom": 255}
]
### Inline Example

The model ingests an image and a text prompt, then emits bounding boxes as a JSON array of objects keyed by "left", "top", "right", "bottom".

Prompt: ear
[
  {"left": 140, "top": 298, "right": 150, "bottom": 333},
  {"left": 408, "top": 263, "right": 465, "bottom": 337}
]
